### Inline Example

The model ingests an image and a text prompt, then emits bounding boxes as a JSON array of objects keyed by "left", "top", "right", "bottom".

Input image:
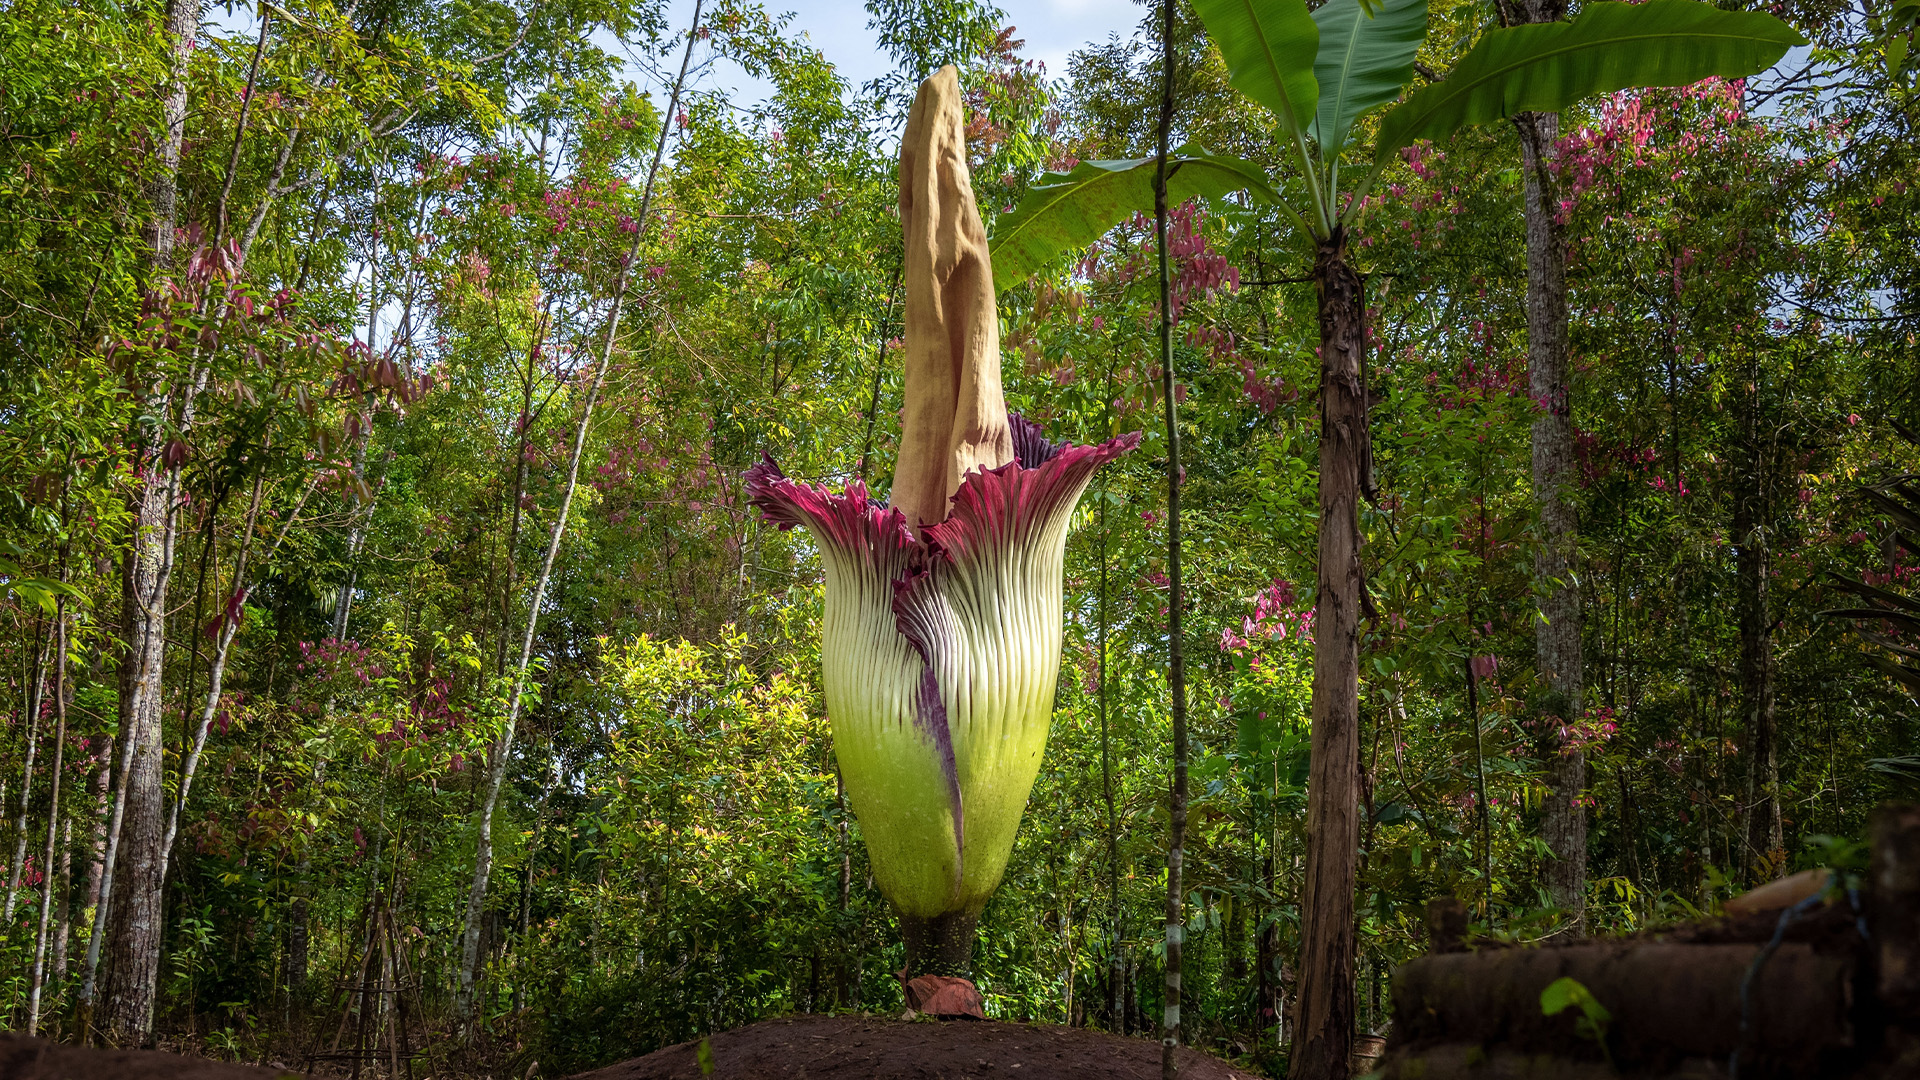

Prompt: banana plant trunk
[{"left": 1291, "top": 229, "right": 1365, "bottom": 1080}]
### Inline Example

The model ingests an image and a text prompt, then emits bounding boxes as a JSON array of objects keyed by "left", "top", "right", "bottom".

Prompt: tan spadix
[{"left": 891, "top": 66, "right": 1014, "bottom": 534}]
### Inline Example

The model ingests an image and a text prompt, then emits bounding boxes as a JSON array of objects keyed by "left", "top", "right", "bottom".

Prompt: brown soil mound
[
  {"left": 0, "top": 1033, "right": 305, "bottom": 1079},
  {"left": 565, "top": 1014, "right": 1264, "bottom": 1080}
]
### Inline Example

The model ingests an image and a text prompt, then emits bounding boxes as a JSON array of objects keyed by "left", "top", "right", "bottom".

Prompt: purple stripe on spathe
[{"left": 1009, "top": 411, "right": 1060, "bottom": 469}]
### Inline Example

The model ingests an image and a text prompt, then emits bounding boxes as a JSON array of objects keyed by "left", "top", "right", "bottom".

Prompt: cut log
[
  {"left": 1378, "top": 1043, "right": 1724, "bottom": 1079},
  {"left": 1391, "top": 940, "right": 1853, "bottom": 1073},
  {"left": 1872, "top": 803, "right": 1920, "bottom": 1017}
]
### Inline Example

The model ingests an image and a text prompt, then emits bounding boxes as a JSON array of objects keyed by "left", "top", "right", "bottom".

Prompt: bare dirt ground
[
  {"left": 565, "top": 1014, "right": 1265, "bottom": 1080},
  {"left": 0, "top": 1033, "right": 306, "bottom": 1079}
]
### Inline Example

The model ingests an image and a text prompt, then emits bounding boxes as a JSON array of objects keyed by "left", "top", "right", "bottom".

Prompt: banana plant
[
  {"left": 747, "top": 67, "right": 1137, "bottom": 983},
  {"left": 986, "top": 1, "right": 1801, "bottom": 1074}
]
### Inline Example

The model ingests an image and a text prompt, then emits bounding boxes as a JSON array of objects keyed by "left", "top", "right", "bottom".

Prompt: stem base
[{"left": 899, "top": 909, "right": 980, "bottom": 979}]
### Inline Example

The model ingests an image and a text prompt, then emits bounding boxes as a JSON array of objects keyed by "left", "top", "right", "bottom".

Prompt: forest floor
[
  {"left": 566, "top": 1014, "right": 1265, "bottom": 1080},
  {"left": 0, "top": 1016, "right": 1264, "bottom": 1080},
  {"left": 0, "top": 1032, "right": 306, "bottom": 1079}
]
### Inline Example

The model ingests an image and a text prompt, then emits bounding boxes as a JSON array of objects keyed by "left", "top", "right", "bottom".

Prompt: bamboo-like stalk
[{"left": 1153, "top": 1, "right": 1189, "bottom": 1075}]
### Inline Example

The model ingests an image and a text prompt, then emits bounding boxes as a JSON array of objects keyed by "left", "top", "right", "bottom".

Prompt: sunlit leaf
[
  {"left": 1192, "top": 0, "right": 1321, "bottom": 138},
  {"left": 1309, "top": 0, "right": 1428, "bottom": 156},
  {"left": 989, "top": 148, "right": 1280, "bottom": 294},
  {"left": 1376, "top": 0, "right": 1805, "bottom": 159}
]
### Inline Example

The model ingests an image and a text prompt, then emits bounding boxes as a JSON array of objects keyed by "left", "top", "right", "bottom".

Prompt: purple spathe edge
[
  {"left": 917, "top": 429, "right": 1141, "bottom": 569},
  {"left": 745, "top": 417, "right": 1139, "bottom": 889},
  {"left": 743, "top": 454, "right": 916, "bottom": 557}
]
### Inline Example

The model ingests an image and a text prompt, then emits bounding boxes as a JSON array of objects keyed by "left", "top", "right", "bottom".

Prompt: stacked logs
[{"left": 1376, "top": 803, "right": 1920, "bottom": 1079}]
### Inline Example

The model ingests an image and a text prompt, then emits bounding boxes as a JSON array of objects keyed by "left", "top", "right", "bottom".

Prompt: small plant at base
[{"left": 1541, "top": 975, "right": 1613, "bottom": 1066}]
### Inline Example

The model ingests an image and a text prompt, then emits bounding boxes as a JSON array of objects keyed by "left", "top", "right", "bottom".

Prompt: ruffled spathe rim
[{"left": 745, "top": 415, "right": 1138, "bottom": 907}]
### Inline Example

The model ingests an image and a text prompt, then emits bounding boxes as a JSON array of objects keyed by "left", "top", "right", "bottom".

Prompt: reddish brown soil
[
  {"left": 0, "top": 1033, "right": 306, "bottom": 1079},
  {"left": 565, "top": 1014, "right": 1266, "bottom": 1080}
]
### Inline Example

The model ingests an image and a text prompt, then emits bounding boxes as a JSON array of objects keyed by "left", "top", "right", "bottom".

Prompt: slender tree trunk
[
  {"left": 162, "top": 471, "right": 311, "bottom": 879},
  {"left": 1098, "top": 375, "right": 1123, "bottom": 1034},
  {"left": 1290, "top": 230, "right": 1366, "bottom": 1080},
  {"left": 495, "top": 312, "right": 545, "bottom": 675},
  {"left": 855, "top": 266, "right": 903, "bottom": 485},
  {"left": 1224, "top": 893, "right": 1245, "bottom": 1010},
  {"left": 99, "top": 0, "right": 203, "bottom": 1042},
  {"left": 454, "top": 1, "right": 703, "bottom": 1021},
  {"left": 27, "top": 601, "right": 70, "bottom": 1034},
  {"left": 4, "top": 613, "right": 51, "bottom": 921},
  {"left": 1256, "top": 835, "right": 1278, "bottom": 1043},
  {"left": 54, "top": 815, "right": 74, "bottom": 982},
  {"left": 1735, "top": 353, "right": 1781, "bottom": 880},
  {"left": 332, "top": 422, "right": 375, "bottom": 641},
  {"left": 1151, "top": 2, "right": 1189, "bottom": 1076},
  {"left": 511, "top": 762, "right": 558, "bottom": 1013},
  {"left": 1514, "top": 0, "right": 1586, "bottom": 929},
  {"left": 81, "top": 735, "right": 111, "bottom": 921}
]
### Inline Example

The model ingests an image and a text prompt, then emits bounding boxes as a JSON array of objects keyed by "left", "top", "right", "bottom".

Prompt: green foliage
[
  {"left": 0, "top": 0, "right": 1914, "bottom": 1073},
  {"left": 1309, "top": 0, "right": 1429, "bottom": 158},
  {"left": 990, "top": 148, "right": 1278, "bottom": 294},
  {"left": 1375, "top": 0, "right": 1806, "bottom": 158},
  {"left": 1190, "top": 0, "right": 1321, "bottom": 140},
  {"left": 1540, "top": 975, "right": 1613, "bottom": 1062}
]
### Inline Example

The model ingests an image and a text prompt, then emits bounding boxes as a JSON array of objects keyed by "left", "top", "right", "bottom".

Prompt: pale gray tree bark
[
  {"left": 1512, "top": 0, "right": 1587, "bottom": 925},
  {"left": 96, "top": 0, "right": 204, "bottom": 1043},
  {"left": 3, "top": 615, "right": 52, "bottom": 921}
]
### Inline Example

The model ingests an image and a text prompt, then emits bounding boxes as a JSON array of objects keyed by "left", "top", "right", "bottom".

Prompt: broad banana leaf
[
  {"left": 1821, "top": 607, "right": 1920, "bottom": 635},
  {"left": 1870, "top": 755, "right": 1920, "bottom": 784},
  {"left": 1375, "top": 0, "right": 1805, "bottom": 159},
  {"left": 1858, "top": 629, "right": 1920, "bottom": 661},
  {"left": 1827, "top": 574, "right": 1920, "bottom": 616},
  {"left": 989, "top": 148, "right": 1280, "bottom": 294},
  {"left": 1865, "top": 654, "right": 1920, "bottom": 696},
  {"left": 1310, "top": 0, "right": 1429, "bottom": 156},
  {"left": 1192, "top": 0, "right": 1321, "bottom": 139},
  {"left": 1859, "top": 485, "right": 1920, "bottom": 554}
]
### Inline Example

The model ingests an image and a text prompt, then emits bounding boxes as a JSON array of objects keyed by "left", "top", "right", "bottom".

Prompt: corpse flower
[{"left": 747, "top": 66, "right": 1137, "bottom": 980}]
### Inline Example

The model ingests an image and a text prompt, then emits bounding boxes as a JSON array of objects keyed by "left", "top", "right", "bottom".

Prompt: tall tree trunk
[
  {"left": 1290, "top": 229, "right": 1366, "bottom": 1080},
  {"left": 101, "top": 0, "right": 203, "bottom": 1041},
  {"left": 1151, "top": 2, "right": 1189, "bottom": 1076},
  {"left": 1736, "top": 353, "right": 1781, "bottom": 880},
  {"left": 454, "top": 1, "right": 702, "bottom": 1021},
  {"left": 104, "top": 466, "right": 178, "bottom": 1044},
  {"left": 53, "top": 815, "right": 73, "bottom": 983},
  {"left": 1514, "top": 0, "right": 1587, "bottom": 929},
  {"left": 81, "top": 736, "right": 111, "bottom": 926}
]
